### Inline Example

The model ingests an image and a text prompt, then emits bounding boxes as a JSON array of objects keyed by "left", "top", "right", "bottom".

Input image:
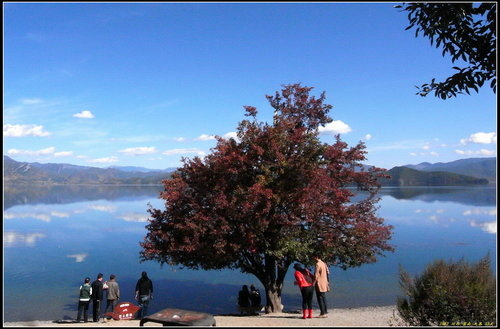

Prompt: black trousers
[
  {"left": 300, "top": 286, "right": 314, "bottom": 310},
  {"left": 92, "top": 299, "right": 101, "bottom": 322},
  {"left": 315, "top": 286, "right": 328, "bottom": 315},
  {"left": 76, "top": 300, "right": 89, "bottom": 322}
]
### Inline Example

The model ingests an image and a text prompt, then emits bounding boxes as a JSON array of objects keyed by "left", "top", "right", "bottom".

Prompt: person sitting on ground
[
  {"left": 249, "top": 285, "right": 261, "bottom": 308},
  {"left": 238, "top": 285, "right": 251, "bottom": 313}
]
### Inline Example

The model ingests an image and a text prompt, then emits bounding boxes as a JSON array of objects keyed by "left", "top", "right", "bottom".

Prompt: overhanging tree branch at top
[
  {"left": 140, "top": 84, "right": 394, "bottom": 313},
  {"left": 396, "top": 3, "right": 496, "bottom": 99}
]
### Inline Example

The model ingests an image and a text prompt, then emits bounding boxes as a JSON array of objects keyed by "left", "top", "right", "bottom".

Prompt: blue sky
[{"left": 3, "top": 2, "right": 497, "bottom": 170}]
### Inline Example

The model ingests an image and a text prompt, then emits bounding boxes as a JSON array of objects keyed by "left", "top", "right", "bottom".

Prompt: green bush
[{"left": 397, "top": 254, "right": 496, "bottom": 326}]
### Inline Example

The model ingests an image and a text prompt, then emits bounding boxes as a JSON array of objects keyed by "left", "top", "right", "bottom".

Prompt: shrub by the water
[{"left": 397, "top": 254, "right": 496, "bottom": 326}]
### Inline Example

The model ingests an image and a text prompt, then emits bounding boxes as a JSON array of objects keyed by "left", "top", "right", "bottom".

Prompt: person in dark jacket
[
  {"left": 76, "top": 277, "right": 92, "bottom": 323},
  {"left": 249, "top": 285, "right": 262, "bottom": 308},
  {"left": 91, "top": 273, "right": 104, "bottom": 322},
  {"left": 135, "top": 271, "right": 153, "bottom": 319},
  {"left": 238, "top": 285, "right": 251, "bottom": 309}
]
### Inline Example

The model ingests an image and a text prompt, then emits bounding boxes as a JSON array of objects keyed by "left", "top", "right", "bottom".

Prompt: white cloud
[
  {"left": 88, "top": 156, "right": 118, "bottom": 163},
  {"left": 429, "top": 151, "right": 439, "bottom": 156},
  {"left": 4, "top": 124, "right": 52, "bottom": 137},
  {"left": 174, "top": 137, "right": 187, "bottom": 142},
  {"left": 118, "top": 146, "right": 157, "bottom": 156},
  {"left": 422, "top": 144, "right": 431, "bottom": 150},
  {"left": 54, "top": 151, "right": 74, "bottom": 157},
  {"left": 109, "top": 135, "right": 165, "bottom": 143},
  {"left": 162, "top": 148, "right": 206, "bottom": 156},
  {"left": 7, "top": 146, "right": 56, "bottom": 156},
  {"left": 4, "top": 212, "right": 51, "bottom": 222},
  {"left": 21, "top": 98, "right": 43, "bottom": 105},
  {"left": 319, "top": 120, "right": 352, "bottom": 134},
  {"left": 4, "top": 210, "right": 72, "bottom": 222},
  {"left": 463, "top": 209, "right": 496, "bottom": 216},
  {"left": 195, "top": 134, "right": 216, "bottom": 141},
  {"left": 117, "top": 212, "right": 149, "bottom": 222},
  {"left": 223, "top": 131, "right": 240, "bottom": 142},
  {"left": 460, "top": 132, "right": 496, "bottom": 145},
  {"left": 455, "top": 149, "right": 496, "bottom": 156},
  {"left": 73, "top": 110, "right": 95, "bottom": 119},
  {"left": 51, "top": 211, "right": 71, "bottom": 218},
  {"left": 429, "top": 215, "right": 439, "bottom": 222},
  {"left": 88, "top": 205, "right": 117, "bottom": 213},
  {"left": 364, "top": 134, "right": 372, "bottom": 141}
]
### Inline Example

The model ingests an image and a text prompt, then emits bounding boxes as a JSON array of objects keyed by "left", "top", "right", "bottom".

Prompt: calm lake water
[{"left": 3, "top": 185, "right": 496, "bottom": 322}]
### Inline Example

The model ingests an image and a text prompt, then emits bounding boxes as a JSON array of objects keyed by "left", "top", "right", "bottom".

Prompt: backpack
[
  {"left": 304, "top": 270, "right": 314, "bottom": 285},
  {"left": 80, "top": 284, "right": 91, "bottom": 299}
]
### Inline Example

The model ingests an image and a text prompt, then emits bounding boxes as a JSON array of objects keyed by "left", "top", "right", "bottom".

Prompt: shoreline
[{"left": 3, "top": 305, "right": 402, "bottom": 327}]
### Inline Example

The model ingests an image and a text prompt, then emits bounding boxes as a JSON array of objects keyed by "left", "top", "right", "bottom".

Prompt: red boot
[
  {"left": 308, "top": 309, "right": 313, "bottom": 318},
  {"left": 302, "top": 309, "right": 307, "bottom": 319}
]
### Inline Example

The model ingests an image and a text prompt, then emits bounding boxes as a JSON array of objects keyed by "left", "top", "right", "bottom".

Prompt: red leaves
[
  {"left": 243, "top": 106, "right": 258, "bottom": 117},
  {"left": 141, "top": 83, "right": 393, "bottom": 274}
]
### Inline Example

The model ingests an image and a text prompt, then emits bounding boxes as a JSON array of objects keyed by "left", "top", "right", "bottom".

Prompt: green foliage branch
[{"left": 396, "top": 3, "right": 496, "bottom": 99}]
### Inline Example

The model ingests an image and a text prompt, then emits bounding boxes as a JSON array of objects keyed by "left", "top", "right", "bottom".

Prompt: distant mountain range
[
  {"left": 3, "top": 156, "right": 496, "bottom": 186},
  {"left": 3, "top": 156, "right": 172, "bottom": 185},
  {"left": 108, "top": 165, "right": 177, "bottom": 173},
  {"left": 403, "top": 157, "right": 496, "bottom": 181},
  {"left": 380, "top": 166, "right": 490, "bottom": 186}
]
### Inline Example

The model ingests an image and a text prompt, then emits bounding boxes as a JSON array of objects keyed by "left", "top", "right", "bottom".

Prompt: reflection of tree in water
[
  {"left": 3, "top": 185, "right": 162, "bottom": 210},
  {"left": 380, "top": 187, "right": 496, "bottom": 207}
]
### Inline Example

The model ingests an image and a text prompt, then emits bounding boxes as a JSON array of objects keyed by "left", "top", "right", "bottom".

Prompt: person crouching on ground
[{"left": 293, "top": 263, "right": 315, "bottom": 319}]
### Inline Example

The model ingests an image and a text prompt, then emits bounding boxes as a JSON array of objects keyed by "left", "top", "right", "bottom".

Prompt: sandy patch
[{"left": 3, "top": 306, "right": 402, "bottom": 327}]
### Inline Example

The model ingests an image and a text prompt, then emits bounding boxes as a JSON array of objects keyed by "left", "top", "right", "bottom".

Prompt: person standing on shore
[
  {"left": 313, "top": 256, "right": 330, "bottom": 318},
  {"left": 76, "top": 277, "right": 92, "bottom": 323},
  {"left": 104, "top": 274, "right": 120, "bottom": 321},
  {"left": 135, "top": 271, "right": 153, "bottom": 319},
  {"left": 293, "top": 263, "right": 315, "bottom": 319},
  {"left": 91, "top": 273, "right": 104, "bottom": 322}
]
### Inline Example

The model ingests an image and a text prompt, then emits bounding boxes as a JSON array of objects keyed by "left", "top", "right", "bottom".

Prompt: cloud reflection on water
[
  {"left": 469, "top": 220, "right": 497, "bottom": 234},
  {"left": 66, "top": 253, "right": 89, "bottom": 262},
  {"left": 4, "top": 231, "right": 46, "bottom": 247}
]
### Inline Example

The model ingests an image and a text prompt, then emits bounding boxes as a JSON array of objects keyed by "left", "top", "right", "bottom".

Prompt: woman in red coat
[{"left": 293, "top": 263, "right": 315, "bottom": 319}]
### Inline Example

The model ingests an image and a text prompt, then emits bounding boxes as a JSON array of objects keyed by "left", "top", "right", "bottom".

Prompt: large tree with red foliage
[{"left": 140, "top": 84, "right": 394, "bottom": 313}]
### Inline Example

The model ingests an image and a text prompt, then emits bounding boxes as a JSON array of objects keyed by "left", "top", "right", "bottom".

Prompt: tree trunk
[
  {"left": 260, "top": 254, "right": 289, "bottom": 313},
  {"left": 264, "top": 284, "right": 283, "bottom": 313},
  {"left": 244, "top": 254, "right": 290, "bottom": 313}
]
